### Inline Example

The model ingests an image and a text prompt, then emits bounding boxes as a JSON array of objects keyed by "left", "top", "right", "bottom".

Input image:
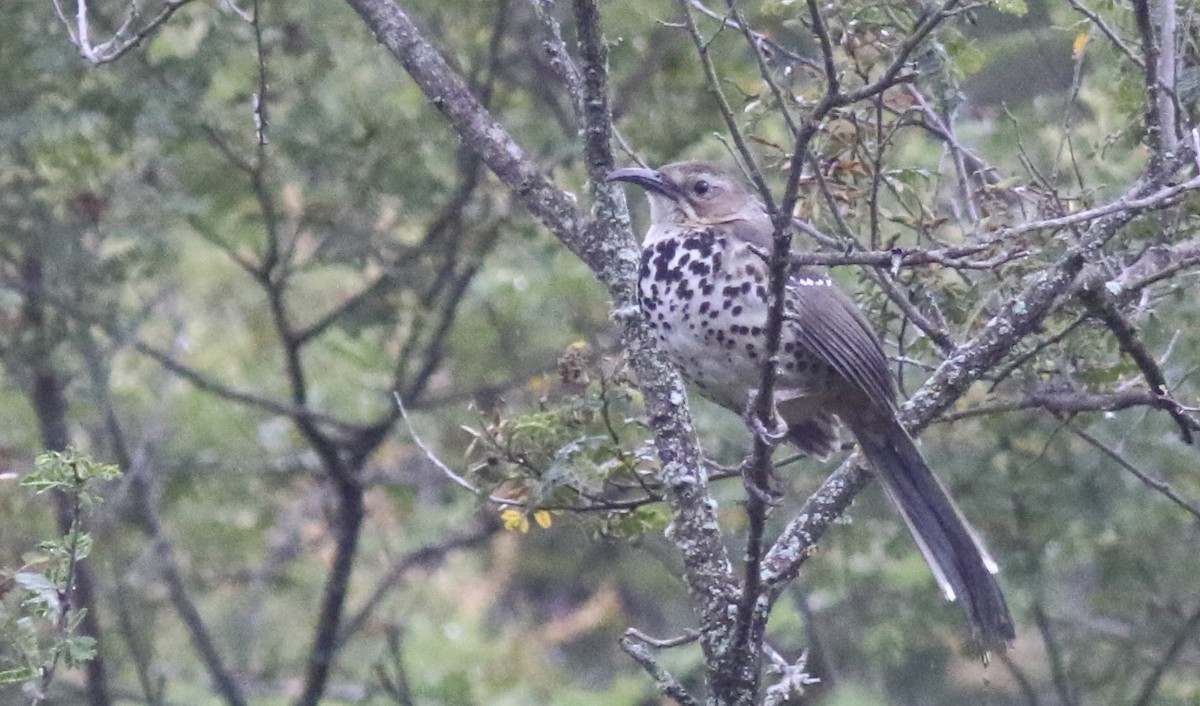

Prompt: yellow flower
[{"left": 501, "top": 508, "right": 530, "bottom": 533}]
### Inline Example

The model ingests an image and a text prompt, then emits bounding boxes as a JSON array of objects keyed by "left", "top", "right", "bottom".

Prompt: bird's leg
[{"left": 741, "top": 390, "right": 788, "bottom": 503}]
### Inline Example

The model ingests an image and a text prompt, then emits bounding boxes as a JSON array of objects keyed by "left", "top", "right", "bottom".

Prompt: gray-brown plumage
[{"left": 608, "top": 160, "right": 1015, "bottom": 651}]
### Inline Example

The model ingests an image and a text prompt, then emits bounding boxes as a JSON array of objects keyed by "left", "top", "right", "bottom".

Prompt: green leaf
[
  {"left": 63, "top": 636, "right": 97, "bottom": 667},
  {"left": 15, "top": 572, "right": 60, "bottom": 618}
]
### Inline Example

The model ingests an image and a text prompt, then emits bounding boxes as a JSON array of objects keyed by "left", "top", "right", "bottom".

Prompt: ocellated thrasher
[{"left": 608, "top": 160, "right": 1015, "bottom": 651}]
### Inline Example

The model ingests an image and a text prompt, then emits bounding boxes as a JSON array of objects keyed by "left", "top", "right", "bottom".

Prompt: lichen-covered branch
[{"left": 619, "top": 633, "right": 702, "bottom": 706}]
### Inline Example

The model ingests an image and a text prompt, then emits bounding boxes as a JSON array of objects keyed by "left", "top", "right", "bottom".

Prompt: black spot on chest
[
  {"left": 682, "top": 231, "right": 717, "bottom": 258},
  {"left": 642, "top": 232, "right": 724, "bottom": 287},
  {"left": 643, "top": 238, "right": 681, "bottom": 284}
]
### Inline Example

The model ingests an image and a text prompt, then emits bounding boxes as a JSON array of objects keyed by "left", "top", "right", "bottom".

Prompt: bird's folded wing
[{"left": 784, "top": 271, "right": 897, "bottom": 412}]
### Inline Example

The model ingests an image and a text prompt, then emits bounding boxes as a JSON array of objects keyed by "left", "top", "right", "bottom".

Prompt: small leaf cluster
[{"left": 463, "top": 345, "right": 666, "bottom": 538}]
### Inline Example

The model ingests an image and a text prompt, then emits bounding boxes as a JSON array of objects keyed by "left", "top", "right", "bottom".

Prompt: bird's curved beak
[{"left": 606, "top": 167, "right": 681, "bottom": 199}]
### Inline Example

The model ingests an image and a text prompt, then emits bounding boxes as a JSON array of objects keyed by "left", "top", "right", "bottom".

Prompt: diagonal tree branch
[
  {"left": 132, "top": 341, "right": 366, "bottom": 433},
  {"left": 343, "top": 0, "right": 584, "bottom": 263},
  {"left": 1078, "top": 284, "right": 1194, "bottom": 443},
  {"left": 1131, "top": 600, "right": 1200, "bottom": 706}
]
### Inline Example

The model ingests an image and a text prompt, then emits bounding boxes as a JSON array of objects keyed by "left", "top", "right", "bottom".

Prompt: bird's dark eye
[{"left": 692, "top": 179, "right": 710, "bottom": 195}]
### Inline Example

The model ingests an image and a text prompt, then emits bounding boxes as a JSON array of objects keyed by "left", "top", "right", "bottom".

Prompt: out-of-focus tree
[{"left": 0, "top": 0, "right": 1198, "bottom": 704}]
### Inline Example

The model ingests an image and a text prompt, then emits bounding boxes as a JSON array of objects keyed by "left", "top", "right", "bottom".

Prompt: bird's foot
[
  {"left": 743, "top": 391, "right": 790, "bottom": 447},
  {"left": 740, "top": 391, "right": 787, "bottom": 504}
]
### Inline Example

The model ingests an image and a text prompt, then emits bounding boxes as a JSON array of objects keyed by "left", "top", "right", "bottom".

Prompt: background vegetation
[{"left": 2, "top": 0, "right": 1200, "bottom": 703}]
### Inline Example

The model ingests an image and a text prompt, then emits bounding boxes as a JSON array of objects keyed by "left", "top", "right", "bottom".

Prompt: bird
[{"left": 607, "top": 160, "right": 1015, "bottom": 652}]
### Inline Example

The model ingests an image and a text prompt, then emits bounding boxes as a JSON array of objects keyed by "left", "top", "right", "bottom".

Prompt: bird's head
[{"left": 606, "top": 161, "right": 763, "bottom": 228}]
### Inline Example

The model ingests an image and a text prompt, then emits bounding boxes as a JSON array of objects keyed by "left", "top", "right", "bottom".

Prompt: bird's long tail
[{"left": 848, "top": 413, "right": 1015, "bottom": 652}]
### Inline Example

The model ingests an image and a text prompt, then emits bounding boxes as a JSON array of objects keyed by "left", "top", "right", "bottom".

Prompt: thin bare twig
[
  {"left": 624, "top": 628, "right": 700, "bottom": 648},
  {"left": 133, "top": 340, "right": 363, "bottom": 431},
  {"left": 688, "top": 0, "right": 820, "bottom": 72},
  {"left": 936, "top": 387, "right": 1197, "bottom": 423},
  {"left": 82, "top": 333, "right": 247, "bottom": 706},
  {"left": 51, "top": 0, "right": 198, "bottom": 65},
  {"left": 676, "top": 0, "right": 867, "bottom": 686},
  {"left": 722, "top": 1, "right": 800, "bottom": 136},
  {"left": 251, "top": 0, "right": 269, "bottom": 147},
  {"left": 677, "top": 0, "right": 773, "bottom": 206},
  {"left": 996, "top": 650, "right": 1041, "bottom": 706},
  {"left": 1069, "top": 424, "right": 1200, "bottom": 522},
  {"left": 394, "top": 392, "right": 479, "bottom": 494}
]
